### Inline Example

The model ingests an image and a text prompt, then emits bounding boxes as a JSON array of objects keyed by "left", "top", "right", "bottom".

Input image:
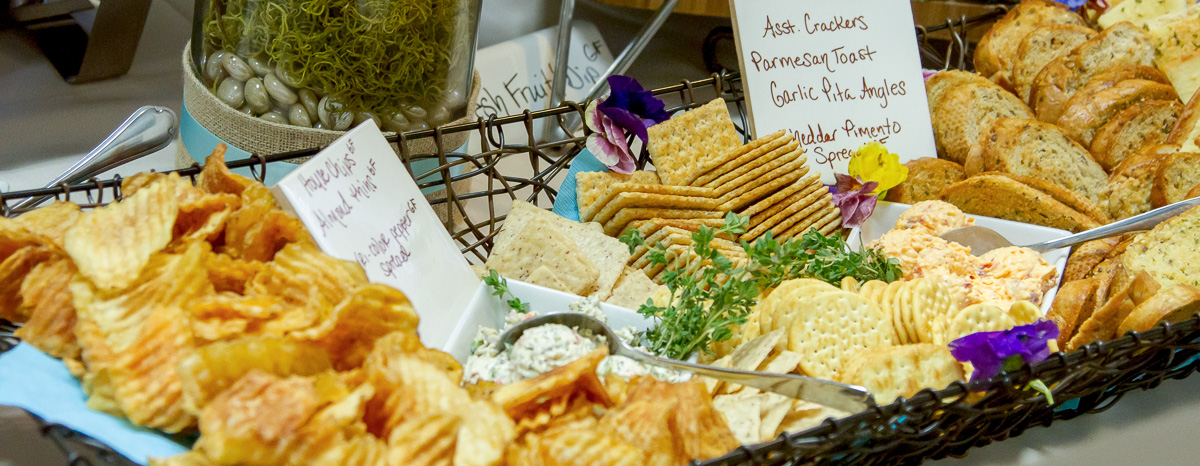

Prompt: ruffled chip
[
  {"left": 0, "top": 245, "right": 61, "bottom": 321},
  {"left": 599, "top": 377, "right": 739, "bottom": 464},
  {"left": 105, "top": 304, "right": 197, "bottom": 432},
  {"left": 291, "top": 284, "right": 420, "bottom": 370},
  {"left": 245, "top": 241, "right": 367, "bottom": 312},
  {"left": 385, "top": 413, "right": 460, "bottom": 466},
  {"left": 491, "top": 347, "right": 614, "bottom": 420},
  {"left": 64, "top": 177, "right": 180, "bottom": 291},
  {"left": 507, "top": 418, "right": 663, "bottom": 466},
  {"left": 177, "top": 337, "right": 332, "bottom": 414},
  {"left": 13, "top": 201, "right": 80, "bottom": 247},
  {"left": 197, "top": 144, "right": 275, "bottom": 207},
  {"left": 15, "top": 259, "right": 80, "bottom": 359}
]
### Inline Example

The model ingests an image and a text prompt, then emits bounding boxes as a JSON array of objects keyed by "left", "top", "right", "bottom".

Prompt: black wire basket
[{"left": 9, "top": 6, "right": 1196, "bottom": 465}]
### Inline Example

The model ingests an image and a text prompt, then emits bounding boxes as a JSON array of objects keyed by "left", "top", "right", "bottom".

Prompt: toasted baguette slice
[
  {"left": 1068, "top": 276, "right": 1136, "bottom": 350},
  {"left": 973, "top": 1, "right": 1086, "bottom": 90},
  {"left": 925, "top": 70, "right": 993, "bottom": 115},
  {"left": 1168, "top": 86, "right": 1200, "bottom": 151},
  {"left": 1123, "top": 204, "right": 1200, "bottom": 286},
  {"left": 1099, "top": 0, "right": 1190, "bottom": 30},
  {"left": 1118, "top": 283, "right": 1200, "bottom": 335},
  {"left": 883, "top": 158, "right": 965, "bottom": 204},
  {"left": 971, "top": 118, "right": 1109, "bottom": 203},
  {"left": 1144, "top": 4, "right": 1200, "bottom": 104},
  {"left": 931, "top": 83, "right": 1034, "bottom": 164},
  {"left": 1100, "top": 144, "right": 1178, "bottom": 220},
  {"left": 1065, "top": 238, "right": 1122, "bottom": 282},
  {"left": 938, "top": 173, "right": 1101, "bottom": 232},
  {"left": 1047, "top": 278, "right": 1099, "bottom": 347},
  {"left": 1030, "top": 22, "right": 1157, "bottom": 123},
  {"left": 1057, "top": 79, "right": 1179, "bottom": 146},
  {"left": 1151, "top": 152, "right": 1200, "bottom": 206},
  {"left": 1090, "top": 100, "right": 1183, "bottom": 170},
  {"left": 990, "top": 172, "right": 1110, "bottom": 225},
  {"left": 1013, "top": 25, "right": 1097, "bottom": 102}
]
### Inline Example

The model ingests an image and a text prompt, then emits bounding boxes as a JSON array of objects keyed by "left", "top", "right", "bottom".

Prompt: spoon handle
[
  {"left": 614, "top": 343, "right": 874, "bottom": 412},
  {"left": 1030, "top": 197, "right": 1200, "bottom": 251},
  {"left": 10, "top": 106, "right": 178, "bottom": 213}
]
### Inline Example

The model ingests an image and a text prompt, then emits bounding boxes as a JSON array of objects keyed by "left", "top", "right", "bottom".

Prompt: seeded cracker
[
  {"left": 485, "top": 215, "right": 599, "bottom": 295},
  {"left": 718, "top": 156, "right": 811, "bottom": 212},
  {"left": 606, "top": 267, "right": 663, "bottom": 310},
  {"left": 575, "top": 170, "right": 660, "bottom": 219},
  {"left": 648, "top": 98, "right": 743, "bottom": 185},
  {"left": 691, "top": 130, "right": 791, "bottom": 186},
  {"left": 712, "top": 145, "right": 805, "bottom": 198}
]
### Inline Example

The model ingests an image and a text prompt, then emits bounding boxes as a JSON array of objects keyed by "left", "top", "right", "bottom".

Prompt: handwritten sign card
[
  {"left": 271, "top": 121, "right": 479, "bottom": 349},
  {"left": 728, "top": 0, "right": 936, "bottom": 183}
]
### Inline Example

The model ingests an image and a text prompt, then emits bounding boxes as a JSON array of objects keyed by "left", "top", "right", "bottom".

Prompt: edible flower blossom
[
  {"left": 847, "top": 142, "right": 908, "bottom": 196},
  {"left": 1051, "top": 0, "right": 1088, "bottom": 10},
  {"left": 585, "top": 76, "right": 671, "bottom": 174},
  {"left": 949, "top": 319, "right": 1060, "bottom": 403},
  {"left": 830, "top": 174, "right": 879, "bottom": 229}
]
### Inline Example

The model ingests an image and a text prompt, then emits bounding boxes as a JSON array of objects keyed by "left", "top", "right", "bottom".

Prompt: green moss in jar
[{"left": 204, "top": 0, "right": 460, "bottom": 119}]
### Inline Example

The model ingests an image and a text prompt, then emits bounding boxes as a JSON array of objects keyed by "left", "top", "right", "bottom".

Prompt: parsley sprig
[
  {"left": 483, "top": 269, "right": 530, "bottom": 313},
  {"left": 619, "top": 213, "right": 902, "bottom": 360}
]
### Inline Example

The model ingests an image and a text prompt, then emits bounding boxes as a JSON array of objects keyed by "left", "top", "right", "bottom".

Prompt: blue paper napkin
[
  {"left": 551, "top": 148, "right": 610, "bottom": 221},
  {"left": 0, "top": 343, "right": 189, "bottom": 464}
]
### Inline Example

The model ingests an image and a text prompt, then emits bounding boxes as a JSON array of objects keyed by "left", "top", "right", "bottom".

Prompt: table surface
[{"left": 4, "top": 1, "right": 1200, "bottom": 465}]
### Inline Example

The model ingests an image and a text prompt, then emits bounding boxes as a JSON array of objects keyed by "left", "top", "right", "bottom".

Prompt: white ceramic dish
[
  {"left": 845, "top": 201, "right": 1072, "bottom": 315},
  {"left": 440, "top": 279, "right": 651, "bottom": 362}
]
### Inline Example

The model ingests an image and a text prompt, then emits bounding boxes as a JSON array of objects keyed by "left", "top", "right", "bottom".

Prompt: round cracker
[
  {"left": 786, "top": 290, "right": 897, "bottom": 380},
  {"left": 1007, "top": 300, "right": 1041, "bottom": 325},
  {"left": 841, "top": 276, "right": 860, "bottom": 292},
  {"left": 945, "top": 304, "right": 1017, "bottom": 343},
  {"left": 770, "top": 279, "right": 841, "bottom": 351},
  {"left": 909, "top": 279, "right": 958, "bottom": 344},
  {"left": 882, "top": 280, "right": 910, "bottom": 344},
  {"left": 858, "top": 280, "right": 887, "bottom": 299}
]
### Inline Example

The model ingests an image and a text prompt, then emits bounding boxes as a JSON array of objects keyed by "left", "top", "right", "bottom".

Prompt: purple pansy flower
[
  {"left": 1051, "top": 0, "right": 1087, "bottom": 10},
  {"left": 830, "top": 174, "right": 879, "bottom": 229},
  {"left": 949, "top": 319, "right": 1059, "bottom": 383},
  {"left": 585, "top": 76, "right": 671, "bottom": 173}
]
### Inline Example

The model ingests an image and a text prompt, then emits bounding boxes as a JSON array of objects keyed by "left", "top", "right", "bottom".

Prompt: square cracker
[
  {"left": 602, "top": 207, "right": 724, "bottom": 236},
  {"left": 631, "top": 218, "right": 733, "bottom": 242},
  {"left": 485, "top": 215, "right": 599, "bottom": 295},
  {"left": 587, "top": 191, "right": 720, "bottom": 226},
  {"left": 494, "top": 201, "right": 630, "bottom": 299},
  {"left": 743, "top": 191, "right": 834, "bottom": 242},
  {"left": 718, "top": 156, "right": 811, "bottom": 212},
  {"left": 779, "top": 203, "right": 839, "bottom": 239},
  {"left": 576, "top": 170, "right": 660, "bottom": 219},
  {"left": 746, "top": 175, "right": 823, "bottom": 226},
  {"left": 630, "top": 226, "right": 745, "bottom": 266},
  {"left": 712, "top": 146, "right": 805, "bottom": 198},
  {"left": 606, "top": 267, "right": 662, "bottom": 310},
  {"left": 690, "top": 130, "right": 791, "bottom": 186},
  {"left": 584, "top": 183, "right": 717, "bottom": 222},
  {"left": 648, "top": 98, "right": 743, "bottom": 186},
  {"left": 738, "top": 175, "right": 816, "bottom": 219},
  {"left": 702, "top": 139, "right": 801, "bottom": 190},
  {"left": 524, "top": 265, "right": 570, "bottom": 293}
]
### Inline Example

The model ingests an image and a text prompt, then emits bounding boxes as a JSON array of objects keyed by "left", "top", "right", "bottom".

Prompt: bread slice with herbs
[
  {"left": 1122, "top": 205, "right": 1200, "bottom": 287},
  {"left": 1100, "top": 144, "right": 1177, "bottom": 220},
  {"left": 973, "top": 1, "right": 1087, "bottom": 91},
  {"left": 1168, "top": 87, "right": 1200, "bottom": 151},
  {"left": 971, "top": 117, "right": 1109, "bottom": 204},
  {"left": 1151, "top": 151, "right": 1200, "bottom": 207},
  {"left": 1091, "top": 100, "right": 1183, "bottom": 171},
  {"left": 1012, "top": 25, "right": 1097, "bottom": 102},
  {"left": 883, "top": 157, "right": 965, "bottom": 204},
  {"left": 990, "top": 172, "right": 1110, "bottom": 225},
  {"left": 938, "top": 173, "right": 1101, "bottom": 232},
  {"left": 931, "top": 83, "right": 1034, "bottom": 164},
  {"left": 925, "top": 70, "right": 993, "bottom": 114},
  {"left": 1057, "top": 79, "right": 1179, "bottom": 147},
  {"left": 1144, "top": 3, "right": 1200, "bottom": 104},
  {"left": 1029, "top": 22, "right": 1157, "bottom": 123}
]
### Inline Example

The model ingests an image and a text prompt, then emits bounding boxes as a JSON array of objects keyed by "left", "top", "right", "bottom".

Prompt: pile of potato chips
[{"left": 0, "top": 146, "right": 750, "bottom": 465}]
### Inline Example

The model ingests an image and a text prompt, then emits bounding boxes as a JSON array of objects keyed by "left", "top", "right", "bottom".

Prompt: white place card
[
  {"left": 271, "top": 121, "right": 479, "bottom": 349},
  {"left": 728, "top": 0, "right": 936, "bottom": 183}
]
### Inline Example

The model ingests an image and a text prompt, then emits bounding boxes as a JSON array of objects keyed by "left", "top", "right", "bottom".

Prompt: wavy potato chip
[
  {"left": 0, "top": 245, "right": 61, "bottom": 321},
  {"left": 64, "top": 178, "right": 179, "bottom": 291},
  {"left": 491, "top": 347, "right": 613, "bottom": 419},
  {"left": 291, "top": 284, "right": 420, "bottom": 370},
  {"left": 197, "top": 145, "right": 275, "bottom": 207},
  {"left": 105, "top": 304, "right": 197, "bottom": 432},
  {"left": 177, "top": 337, "right": 332, "bottom": 414},
  {"left": 510, "top": 419, "right": 661, "bottom": 466},
  {"left": 0, "top": 217, "right": 55, "bottom": 263},
  {"left": 14, "top": 259, "right": 80, "bottom": 359},
  {"left": 386, "top": 413, "right": 460, "bottom": 466},
  {"left": 198, "top": 371, "right": 331, "bottom": 465},
  {"left": 601, "top": 377, "right": 739, "bottom": 464},
  {"left": 13, "top": 201, "right": 80, "bottom": 247},
  {"left": 205, "top": 252, "right": 266, "bottom": 294},
  {"left": 246, "top": 241, "right": 367, "bottom": 312}
]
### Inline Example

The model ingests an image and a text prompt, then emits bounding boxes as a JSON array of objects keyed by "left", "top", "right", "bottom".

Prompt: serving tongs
[
  {"left": 10, "top": 106, "right": 178, "bottom": 213},
  {"left": 498, "top": 312, "right": 876, "bottom": 413},
  {"left": 940, "top": 196, "right": 1200, "bottom": 255}
]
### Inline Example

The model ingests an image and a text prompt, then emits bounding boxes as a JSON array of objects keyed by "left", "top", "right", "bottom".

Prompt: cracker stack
[{"left": 576, "top": 98, "right": 841, "bottom": 282}]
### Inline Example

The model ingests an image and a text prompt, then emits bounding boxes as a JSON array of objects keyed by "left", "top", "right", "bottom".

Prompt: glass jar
[{"left": 191, "top": 0, "right": 481, "bottom": 132}]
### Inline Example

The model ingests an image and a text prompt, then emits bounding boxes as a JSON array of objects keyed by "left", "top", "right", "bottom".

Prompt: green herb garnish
[
  {"left": 619, "top": 213, "right": 902, "bottom": 360},
  {"left": 483, "top": 269, "right": 530, "bottom": 313}
]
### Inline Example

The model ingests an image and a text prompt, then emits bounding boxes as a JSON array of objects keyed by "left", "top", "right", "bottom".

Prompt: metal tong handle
[
  {"left": 613, "top": 341, "right": 875, "bottom": 413},
  {"left": 1030, "top": 197, "right": 1200, "bottom": 252},
  {"left": 11, "top": 106, "right": 178, "bottom": 212}
]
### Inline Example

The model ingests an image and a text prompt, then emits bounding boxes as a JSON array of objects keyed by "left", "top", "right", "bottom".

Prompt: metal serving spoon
[
  {"left": 498, "top": 312, "right": 875, "bottom": 412},
  {"left": 10, "top": 106, "right": 178, "bottom": 213},
  {"left": 940, "top": 197, "right": 1200, "bottom": 255}
]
